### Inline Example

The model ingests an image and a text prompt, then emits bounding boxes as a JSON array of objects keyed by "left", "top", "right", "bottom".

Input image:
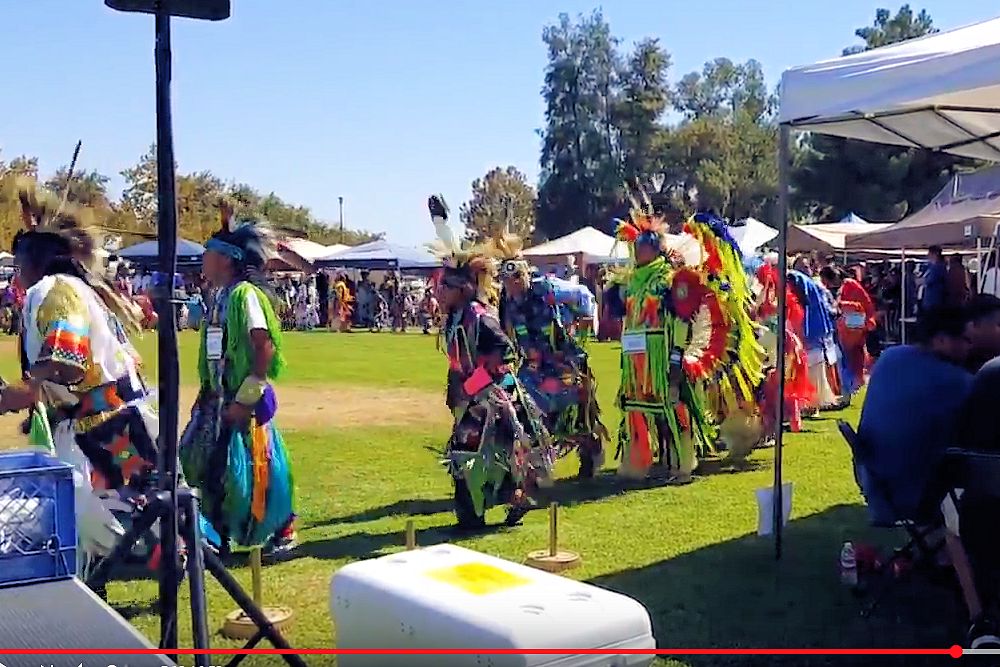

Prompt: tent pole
[
  {"left": 773, "top": 125, "right": 791, "bottom": 560},
  {"left": 977, "top": 237, "right": 983, "bottom": 293},
  {"left": 900, "top": 248, "right": 907, "bottom": 345}
]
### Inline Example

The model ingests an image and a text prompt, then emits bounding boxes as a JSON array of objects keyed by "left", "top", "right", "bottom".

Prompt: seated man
[
  {"left": 964, "top": 294, "right": 1000, "bottom": 373},
  {"left": 856, "top": 306, "right": 972, "bottom": 525},
  {"left": 940, "top": 354, "right": 1000, "bottom": 648}
]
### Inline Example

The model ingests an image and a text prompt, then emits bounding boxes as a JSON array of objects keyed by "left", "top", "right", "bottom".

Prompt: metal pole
[
  {"left": 773, "top": 125, "right": 791, "bottom": 561},
  {"left": 153, "top": 2, "right": 181, "bottom": 654},
  {"left": 900, "top": 248, "right": 907, "bottom": 345},
  {"left": 339, "top": 196, "right": 345, "bottom": 244}
]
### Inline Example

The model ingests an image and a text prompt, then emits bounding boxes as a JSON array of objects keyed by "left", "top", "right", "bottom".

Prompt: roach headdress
[
  {"left": 613, "top": 188, "right": 668, "bottom": 254},
  {"left": 13, "top": 177, "right": 99, "bottom": 272},
  {"left": 426, "top": 194, "right": 498, "bottom": 304},
  {"left": 13, "top": 177, "right": 140, "bottom": 334},
  {"left": 205, "top": 197, "right": 276, "bottom": 273}
]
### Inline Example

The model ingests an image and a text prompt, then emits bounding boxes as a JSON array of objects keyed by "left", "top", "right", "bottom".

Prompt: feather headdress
[
  {"left": 613, "top": 187, "right": 668, "bottom": 249},
  {"left": 206, "top": 197, "right": 277, "bottom": 273},
  {"left": 487, "top": 232, "right": 531, "bottom": 281},
  {"left": 15, "top": 177, "right": 99, "bottom": 271},
  {"left": 426, "top": 194, "right": 498, "bottom": 305},
  {"left": 13, "top": 178, "right": 140, "bottom": 334}
]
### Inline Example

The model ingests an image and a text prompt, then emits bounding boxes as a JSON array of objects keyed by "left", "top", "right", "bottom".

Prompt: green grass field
[{"left": 8, "top": 331, "right": 960, "bottom": 665}]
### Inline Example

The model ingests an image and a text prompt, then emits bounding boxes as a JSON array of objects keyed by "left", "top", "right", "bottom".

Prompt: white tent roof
[
  {"left": 780, "top": 17, "right": 1000, "bottom": 161},
  {"left": 523, "top": 226, "right": 627, "bottom": 262},
  {"left": 787, "top": 222, "right": 892, "bottom": 253},
  {"left": 728, "top": 218, "right": 778, "bottom": 256},
  {"left": 846, "top": 166, "right": 1000, "bottom": 249},
  {"left": 283, "top": 238, "right": 344, "bottom": 262}
]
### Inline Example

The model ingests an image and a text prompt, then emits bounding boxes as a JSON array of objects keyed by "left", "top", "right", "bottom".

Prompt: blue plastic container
[{"left": 0, "top": 451, "right": 77, "bottom": 587}]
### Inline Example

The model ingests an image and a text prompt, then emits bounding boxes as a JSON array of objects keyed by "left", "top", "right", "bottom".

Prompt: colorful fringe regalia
[
  {"left": 835, "top": 277, "right": 875, "bottom": 397},
  {"left": 330, "top": 277, "right": 354, "bottom": 332},
  {"left": 491, "top": 236, "right": 608, "bottom": 477},
  {"left": 12, "top": 180, "right": 160, "bottom": 572},
  {"left": 428, "top": 196, "right": 553, "bottom": 527},
  {"left": 681, "top": 214, "right": 766, "bottom": 453},
  {"left": 614, "top": 202, "right": 739, "bottom": 480},
  {"left": 752, "top": 260, "right": 814, "bottom": 433},
  {"left": 180, "top": 205, "right": 294, "bottom": 550},
  {"left": 788, "top": 270, "right": 842, "bottom": 410}
]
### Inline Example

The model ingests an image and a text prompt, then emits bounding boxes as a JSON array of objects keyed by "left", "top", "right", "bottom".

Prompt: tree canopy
[
  {"left": 460, "top": 166, "right": 537, "bottom": 243},
  {"left": 530, "top": 4, "right": 967, "bottom": 241},
  {"left": 0, "top": 143, "right": 380, "bottom": 256}
]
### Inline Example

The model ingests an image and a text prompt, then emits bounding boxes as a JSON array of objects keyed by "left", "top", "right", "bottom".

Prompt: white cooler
[{"left": 330, "top": 544, "right": 656, "bottom": 667}]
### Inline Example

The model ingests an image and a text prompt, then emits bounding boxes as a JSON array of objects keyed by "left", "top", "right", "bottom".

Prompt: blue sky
[{"left": 1, "top": 0, "right": 996, "bottom": 246}]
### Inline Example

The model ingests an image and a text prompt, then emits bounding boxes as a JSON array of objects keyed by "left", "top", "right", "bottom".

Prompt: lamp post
[{"left": 339, "top": 196, "right": 345, "bottom": 243}]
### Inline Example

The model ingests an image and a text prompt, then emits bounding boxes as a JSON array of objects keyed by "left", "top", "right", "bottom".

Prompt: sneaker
[
  {"left": 264, "top": 532, "right": 298, "bottom": 559},
  {"left": 968, "top": 616, "right": 1000, "bottom": 649}
]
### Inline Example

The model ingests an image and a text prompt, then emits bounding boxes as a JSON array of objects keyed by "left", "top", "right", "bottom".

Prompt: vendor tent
[
  {"left": 787, "top": 221, "right": 891, "bottom": 253},
  {"left": 727, "top": 218, "right": 778, "bottom": 256},
  {"left": 119, "top": 238, "right": 205, "bottom": 266},
  {"left": 281, "top": 238, "right": 344, "bottom": 262},
  {"left": 845, "top": 166, "right": 1000, "bottom": 250},
  {"left": 316, "top": 239, "right": 439, "bottom": 270},
  {"left": 523, "top": 226, "right": 627, "bottom": 266},
  {"left": 774, "top": 15, "right": 1000, "bottom": 560}
]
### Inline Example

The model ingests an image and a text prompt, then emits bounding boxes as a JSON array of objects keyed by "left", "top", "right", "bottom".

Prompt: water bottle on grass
[{"left": 840, "top": 541, "right": 858, "bottom": 588}]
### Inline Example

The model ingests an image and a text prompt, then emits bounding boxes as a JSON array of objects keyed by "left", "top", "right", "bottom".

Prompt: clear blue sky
[{"left": 1, "top": 0, "right": 996, "bottom": 246}]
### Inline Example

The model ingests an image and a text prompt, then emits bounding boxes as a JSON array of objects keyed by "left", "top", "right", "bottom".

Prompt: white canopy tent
[
  {"left": 787, "top": 221, "right": 892, "bottom": 254},
  {"left": 772, "top": 16, "right": 1000, "bottom": 559},
  {"left": 728, "top": 218, "right": 778, "bottom": 257},
  {"left": 523, "top": 226, "right": 627, "bottom": 266},
  {"left": 780, "top": 17, "right": 1000, "bottom": 160}
]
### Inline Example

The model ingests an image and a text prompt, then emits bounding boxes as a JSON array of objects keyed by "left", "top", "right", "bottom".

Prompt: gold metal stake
[
  {"left": 221, "top": 546, "right": 294, "bottom": 640},
  {"left": 526, "top": 502, "right": 581, "bottom": 573}
]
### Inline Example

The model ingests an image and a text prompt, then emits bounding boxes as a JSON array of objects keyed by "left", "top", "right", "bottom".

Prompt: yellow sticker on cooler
[{"left": 425, "top": 562, "right": 532, "bottom": 595}]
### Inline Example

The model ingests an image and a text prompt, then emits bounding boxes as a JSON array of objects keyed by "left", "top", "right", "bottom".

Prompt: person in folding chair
[
  {"left": 856, "top": 306, "right": 972, "bottom": 533},
  {"left": 939, "top": 346, "right": 1000, "bottom": 648}
]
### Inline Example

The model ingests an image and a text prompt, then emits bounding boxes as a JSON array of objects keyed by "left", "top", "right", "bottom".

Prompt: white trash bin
[{"left": 331, "top": 544, "right": 656, "bottom": 667}]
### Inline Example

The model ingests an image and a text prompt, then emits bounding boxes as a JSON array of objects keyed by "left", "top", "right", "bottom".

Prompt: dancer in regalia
[
  {"left": 490, "top": 235, "right": 608, "bottom": 478},
  {"left": 680, "top": 213, "right": 766, "bottom": 460},
  {"left": 614, "top": 197, "right": 739, "bottom": 483},
  {"left": 180, "top": 199, "right": 296, "bottom": 557},
  {"left": 788, "top": 269, "right": 842, "bottom": 413},
  {"left": 428, "top": 195, "right": 552, "bottom": 528},
  {"left": 0, "top": 179, "right": 159, "bottom": 573},
  {"left": 751, "top": 257, "right": 814, "bottom": 434}
]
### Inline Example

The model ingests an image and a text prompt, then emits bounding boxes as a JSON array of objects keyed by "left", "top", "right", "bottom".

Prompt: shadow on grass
[
  {"left": 589, "top": 504, "right": 961, "bottom": 667},
  {"left": 304, "top": 497, "right": 454, "bottom": 529},
  {"left": 291, "top": 521, "right": 516, "bottom": 561}
]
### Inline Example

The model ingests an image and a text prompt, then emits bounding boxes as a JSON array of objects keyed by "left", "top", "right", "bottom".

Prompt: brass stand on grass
[
  {"left": 405, "top": 520, "right": 417, "bottom": 550},
  {"left": 221, "top": 546, "right": 294, "bottom": 640},
  {"left": 525, "top": 502, "right": 581, "bottom": 573}
]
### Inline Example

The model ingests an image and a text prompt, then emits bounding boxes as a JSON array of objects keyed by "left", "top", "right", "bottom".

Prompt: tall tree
[
  {"left": 792, "top": 5, "right": 971, "bottom": 222},
  {"left": 120, "top": 144, "right": 160, "bottom": 229},
  {"left": 460, "top": 166, "right": 537, "bottom": 243},
  {"left": 616, "top": 38, "right": 671, "bottom": 186},
  {"left": 674, "top": 58, "right": 772, "bottom": 122},
  {"left": 663, "top": 56, "right": 779, "bottom": 221},
  {"left": 537, "top": 10, "right": 624, "bottom": 238}
]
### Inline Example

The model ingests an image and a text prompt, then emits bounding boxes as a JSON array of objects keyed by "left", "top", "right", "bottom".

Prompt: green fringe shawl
[
  {"left": 198, "top": 281, "right": 286, "bottom": 392},
  {"left": 617, "top": 258, "right": 716, "bottom": 465}
]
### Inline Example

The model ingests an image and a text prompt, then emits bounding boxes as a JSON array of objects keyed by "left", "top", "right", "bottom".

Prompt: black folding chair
[
  {"left": 837, "top": 419, "right": 946, "bottom": 616},
  {"left": 939, "top": 449, "right": 1000, "bottom": 622}
]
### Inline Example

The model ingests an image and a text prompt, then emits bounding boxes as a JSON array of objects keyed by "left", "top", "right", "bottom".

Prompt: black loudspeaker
[{"left": 105, "top": 0, "right": 230, "bottom": 21}]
